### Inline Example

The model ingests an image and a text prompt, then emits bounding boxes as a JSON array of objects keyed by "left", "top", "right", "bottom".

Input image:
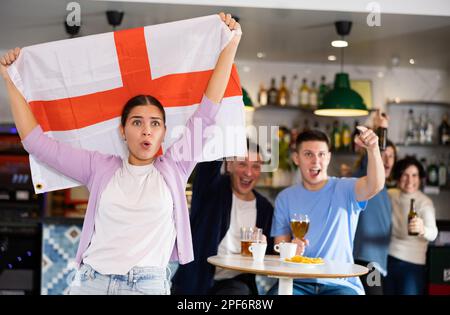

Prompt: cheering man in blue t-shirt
[{"left": 269, "top": 127, "right": 385, "bottom": 295}]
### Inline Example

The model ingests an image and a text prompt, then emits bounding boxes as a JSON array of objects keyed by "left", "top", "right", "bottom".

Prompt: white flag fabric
[{"left": 8, "top": 15, "right": 246, "bottom": 193}]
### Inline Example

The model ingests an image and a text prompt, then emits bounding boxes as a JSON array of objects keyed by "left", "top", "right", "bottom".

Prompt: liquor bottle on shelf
[
  {"left": 331, "top": 120, "right": 342, "bottom": 152},
  {"left": 289, "top": 75, "right": 299, "bottom": 107},
  {"left": 438, "top": 157, "right": 447, "bottom": 187},
  {"left": 341, "top": 122, "right": 351, "bottom": 152},
  {"left": 419, "top": 157, "right": 428, "bottom": 175},
  {"left": 438, "top": 113, "right": 450, "bottom": 145},
  {"left": 419, "top": 114, "right": 427, "bottom": 144},
  {"left": 278, "top": 75, "right": 289, "bottom": 106},
  {"left": 257, "top": 83, "right": 268, "bottom": 106},
  {"left": 405, "top": 109, "right": 417, "bottom": 145},
  {"left": 325, "top": 124, "right": 331, "bottom": 141},
  {"left": 447, "top": 153, "right": 450, "bottom": 185},
  {"left": 290, "top": 127, "right": 299, "bottom": 151},
  {"left": 268, "top": 78, "right": 278, "bottom": 105},
  {"left": 309, "top": 81, "right": 318, "bottom": 109},
  {"left": 313, "top": 121, "right": 319, "bottom": 130},
  {"left": 427, "top": 159, "right": 439, "bottom": 186},
  {"left": 425, "top": 113, "right": 434, "bottom": 144},
  {"left": 407, "top": 199, "right": 419, "bottom": 236},
  {"left": 318, "top": 76, "right": 328, "bottom": 106},
  {"left": 351, "top": 120, "right": 359, "bottom": 152},
  {"left": 302, "top": 119, "right": 310, "bottom": 133},
  {"left": 299, "top": 78, "right": 309, "bottom": 108}
]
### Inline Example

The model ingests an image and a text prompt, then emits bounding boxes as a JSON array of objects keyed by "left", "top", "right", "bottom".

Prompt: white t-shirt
[
  {"left": 214, "top": 193, "right": 257, "bottom": 280},
  {"left": 82, "top": 159, "right": 176, "bottom": 275},
  {"left": 388, "top": 189, "right": 438, "bottom": 265}
]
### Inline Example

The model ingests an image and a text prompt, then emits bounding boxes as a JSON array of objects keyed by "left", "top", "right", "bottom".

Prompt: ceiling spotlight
[
  {"left": 328, "top": 55, "right": 337, "bottom": 61},
  {"left": 390, "top": 56, "right": 400, "bottom": 67},
  {"left": 256, "top": 52, "right": 266, "bottom": 59},
  {"left": 409, "top": 58, "right": 415, "bottom": 65},
  {"left": 331, "top": 40, "right": 348, "bottom": 48}
]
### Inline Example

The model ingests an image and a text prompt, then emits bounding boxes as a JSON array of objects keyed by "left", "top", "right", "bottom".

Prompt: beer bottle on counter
[
  {"left": 408, "top": 199, "right": 419, "bottom": 236},
  {"left": 268, "top": 78, "right": 278, "bottom": 105}
]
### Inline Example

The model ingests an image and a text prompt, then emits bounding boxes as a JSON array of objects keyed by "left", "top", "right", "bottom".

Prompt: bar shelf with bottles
[
  {"left": 386, "top": 101, "right": 450, "bottom": 194},
  {"left": 256, "top": 75, "right": 328, "bottom": 111},
  {"left": 255, "top": 75, "right": 362, "bottom": 153},
  {"left": 386, "top": 100, "right": 450, "bottom": 148}
]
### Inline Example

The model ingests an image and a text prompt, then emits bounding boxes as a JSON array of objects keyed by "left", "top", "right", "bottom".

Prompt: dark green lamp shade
[
  {"left": 314, "top": 73, "right": 368, "bottom": 117},
  {"left": 242, "top": 87, "right": 254, "bottom": 111}
]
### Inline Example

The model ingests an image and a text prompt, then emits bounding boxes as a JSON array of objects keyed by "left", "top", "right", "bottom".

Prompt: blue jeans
[
  {"left": 267, "top": 281, "right": 359, "bottom": 295},
  {"left": 384, "top": 255, "right": 426, "bottom": 295},
  {"left": 68, "top": 263, "right": 171, "bottom": 295}
]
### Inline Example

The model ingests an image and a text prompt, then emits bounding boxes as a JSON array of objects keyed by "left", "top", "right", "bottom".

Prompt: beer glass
[
  {"left": 290, "top": 213, "right": 309, "bottom": 240},
  {"left": 240, "top": 227, "right": 262, "bottom": 256}
]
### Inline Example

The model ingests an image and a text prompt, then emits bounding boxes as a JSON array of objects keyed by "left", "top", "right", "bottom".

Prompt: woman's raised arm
[
  {"left": 204, "top": 12, "right": 242, "bottom": 104},
  {"left": 0, "top": 48, "right": 38, "bottom": 140}
]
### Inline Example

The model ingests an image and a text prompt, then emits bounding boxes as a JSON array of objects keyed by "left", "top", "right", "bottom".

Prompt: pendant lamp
[{"left": 314, "top": 21, "right": 369, "bottom": 117}]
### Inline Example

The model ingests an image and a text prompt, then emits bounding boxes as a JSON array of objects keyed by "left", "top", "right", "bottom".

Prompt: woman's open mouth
[{"left": 140, "top": 141, "right": 152, "bottom": 150}]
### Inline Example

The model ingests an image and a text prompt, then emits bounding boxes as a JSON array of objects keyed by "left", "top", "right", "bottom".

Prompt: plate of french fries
[{"left": 282, "top": 255, "right": 325, "bottom": 266}]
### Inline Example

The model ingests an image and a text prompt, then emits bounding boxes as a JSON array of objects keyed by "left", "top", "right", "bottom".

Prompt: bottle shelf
[
  {"left": 424, "top": 185, "right": 450, "bottom": 194},
  {"left": 395, "top": 143, "right": 450, "bottom": 149},
  {"left": 254, "top": 104, "right": 316, "bottom": 113},
  {"left": 386, "top": 101, "right": 450, "bottom": 109}
]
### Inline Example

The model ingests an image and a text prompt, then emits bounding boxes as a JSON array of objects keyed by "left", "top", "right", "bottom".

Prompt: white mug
[
  {"left": 249, "top": 242, "right": 267, "bottom": 263},
  {"left": 274, "top": 242, "right": 297, "bottom": 259}
]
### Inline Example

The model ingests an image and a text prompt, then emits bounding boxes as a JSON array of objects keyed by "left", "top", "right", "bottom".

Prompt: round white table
[{"left": 207, "top": 254, "right": 368, "bottom": 295}]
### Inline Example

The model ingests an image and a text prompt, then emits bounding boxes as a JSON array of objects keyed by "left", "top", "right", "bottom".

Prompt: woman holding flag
[{"left": 0, "top": 12, "right": 242, "bottom": 295}]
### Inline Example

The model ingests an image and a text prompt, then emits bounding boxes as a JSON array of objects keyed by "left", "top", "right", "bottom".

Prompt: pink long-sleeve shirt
[{"left": 22, "top": 95, "right": 220, "bottom": 267}]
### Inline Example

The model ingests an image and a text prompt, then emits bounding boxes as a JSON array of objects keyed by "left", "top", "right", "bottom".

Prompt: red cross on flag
[{"left": 8, "top": 15, "right": 247, "bottom": 193}]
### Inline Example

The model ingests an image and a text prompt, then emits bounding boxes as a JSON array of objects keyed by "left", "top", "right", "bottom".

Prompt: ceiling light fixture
[
  {"left": 331, "top": 40, "right": 348, "bottom": 48},
  {"left": 315, "top": 21, "right": 369, "bottom": 117}
]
